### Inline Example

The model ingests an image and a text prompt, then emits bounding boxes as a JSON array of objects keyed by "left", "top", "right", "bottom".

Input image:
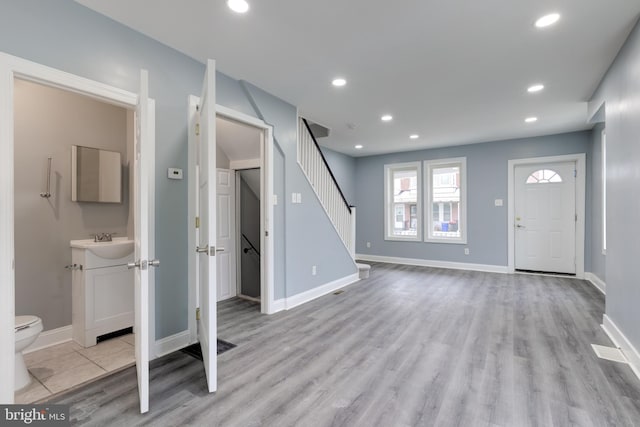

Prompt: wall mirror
[{"left": 71, "top": 145, "right": 122, "bottom": 203}]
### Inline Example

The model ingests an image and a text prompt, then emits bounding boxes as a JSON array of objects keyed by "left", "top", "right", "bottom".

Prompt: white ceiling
[
  {"left": 76, "top": 0, "right": 640, "bottom": 156},
  {"left": 217, "top": 116, "right": 261, "bottom": 162}
]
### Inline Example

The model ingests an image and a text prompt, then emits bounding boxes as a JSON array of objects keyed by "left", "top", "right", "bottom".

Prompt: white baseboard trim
[
  {"left": 24, "top": 325, "right": 73, "bottom": 354},
  {"left": 356, "top": 254, "right": 509, "bottom": 274},
  {"left": 155, "top": 330, "right": 191, "bottom": 358},
  {"left": 271, "top": 299, "right": 286, "bottom": 313},
  {"left": 272, "top": 273, "right": 360, "bottom": 312},
  {"left": 585, "top": 272, "right": 606, "bottom": 295},
  {"left": 602, "top": 314, "right": 640, "bottom": 381}
]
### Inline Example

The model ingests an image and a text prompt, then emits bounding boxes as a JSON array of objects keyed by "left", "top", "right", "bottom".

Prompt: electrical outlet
[
  {"left": 464, "top": 248, "right": 470, "bottom": 255},
  {"left": 167, "top": 168, "right": 183, "bottom": 180},
  {"left": 312, "top": 265, "right": 317, "bottom": 275},
  {"left": 366, "top": 242, "right": 371, "bottom": 248}
]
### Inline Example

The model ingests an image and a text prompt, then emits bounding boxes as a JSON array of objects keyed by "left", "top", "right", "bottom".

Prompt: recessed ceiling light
[
  {"left": 410, "top": 134, "right": 419, "bottom": 139},
  {"left": 381, "top": 115, "right": 393, "bottom": 122},
  {"left": 528, "top": 84, "right": 545, "bottom": 93},
  {"left": 355, "top": 144, "right": 363, "bottom": 149},
  {"left": 525, "top": 117, "right": 538, "bottom": 123},
  {"left": 535, "top": 13, "right": 560, "bottom": 28},
  {"left": 227, "top": 0, "right": 249, "bottom": 13},
  {"left": 332, "top": 78, "right": 347, "bottom": 87}
]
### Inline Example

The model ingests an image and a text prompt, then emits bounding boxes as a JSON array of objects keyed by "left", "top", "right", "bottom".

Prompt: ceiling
[
  {"left": 76, "top": 0, "right": 640, "bottom": 157},
  {"left": 217, "top": 116, "right": 261, "bottom": 162}
]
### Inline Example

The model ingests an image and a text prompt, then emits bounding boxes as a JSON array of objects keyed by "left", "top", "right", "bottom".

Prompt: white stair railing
[{"left": 298, "top": 118, "right": 355, "bottom": 258}]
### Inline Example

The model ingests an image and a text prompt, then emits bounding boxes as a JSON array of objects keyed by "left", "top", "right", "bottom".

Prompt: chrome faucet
[{"left": 93, "top": 232, "right": 115, "bottom": 242}]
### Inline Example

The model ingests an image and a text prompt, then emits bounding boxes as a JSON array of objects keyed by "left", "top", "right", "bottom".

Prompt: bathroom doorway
[
  {"left": 12, "top": 78, "right": 135, "bottom": 403},
  {"left": 0, "top": 52, "right": 156, "bottom": 412}
]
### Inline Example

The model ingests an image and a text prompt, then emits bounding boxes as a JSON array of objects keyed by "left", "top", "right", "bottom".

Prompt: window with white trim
[
  {"left": 424, "top": 158, "right": 467, "bottom": 243},
  {"left": 384, "top": 162, "right": 421, "bottom": 241}
]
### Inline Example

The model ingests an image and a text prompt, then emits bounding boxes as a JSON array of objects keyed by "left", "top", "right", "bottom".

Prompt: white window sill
[
  {"left": 384, "top": 236, "right": 422, "bottom": 242},
  {"left": 424, "top": 238, "right": 467, "bottom": 245}
]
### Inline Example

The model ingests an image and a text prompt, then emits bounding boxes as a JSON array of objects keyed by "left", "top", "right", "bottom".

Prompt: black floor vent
[
  {"left": 181, "top": 340, "right": 237, "bottom": 360},
  {"left": 96, "top": 327, "right": 133, "bottom": 344}
]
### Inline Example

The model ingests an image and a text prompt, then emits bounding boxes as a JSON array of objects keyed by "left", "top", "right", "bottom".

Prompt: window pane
[
  {"left": 527, "top": 169, "right": 563, "bottom": 184},
  {"left": 431, "top": 165, "right": 461, "bottom": 238},
  {"left": 392, "top": 168, "right": 417, "bottom": 237}
]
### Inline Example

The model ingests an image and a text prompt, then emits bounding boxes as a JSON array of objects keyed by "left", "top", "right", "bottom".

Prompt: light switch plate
[{"left": 494, "top": 199, "right": 503, "bottom": 207}]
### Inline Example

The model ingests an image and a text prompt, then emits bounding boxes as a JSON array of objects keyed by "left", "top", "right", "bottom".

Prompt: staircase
[{"left": 297, "top": 118, "right": 355, "bottom": 258}]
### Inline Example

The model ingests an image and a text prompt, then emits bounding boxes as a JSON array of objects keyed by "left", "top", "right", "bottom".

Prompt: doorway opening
[
  {"left": 0, "top": 52, "right": 155, "bottom": 411},
  {"left": 13, "top": 78, "right": 137, "bottom": 403},
  {"left": 236, "top": 168, "right": 261, "bottom": 304},
  {"left": 187, "top": 98, "right": 275, "bottom": 349}
]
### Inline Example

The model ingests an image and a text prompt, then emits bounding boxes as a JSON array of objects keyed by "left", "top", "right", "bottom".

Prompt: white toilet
[{"left": 15, "top": 315, "right": 43, "bottom": 390}]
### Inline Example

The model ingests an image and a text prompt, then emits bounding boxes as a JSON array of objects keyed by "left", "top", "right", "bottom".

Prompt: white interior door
[
  {"left": 515, "top": 162, "right": 576, "bottom": 274},
  {"left": 132, "top": 69, "right": 157, "bottom": 414},
  {"left": 197, "top": 59, "right": 217, "bottom": 393},
  {"left": 216, "top": 168, "right": 236, "bottom": 302}
]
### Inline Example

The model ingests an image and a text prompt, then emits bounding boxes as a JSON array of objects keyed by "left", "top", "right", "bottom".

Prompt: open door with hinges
[{"left": 195, "top": 59, "right": 218, "bottom": 393}]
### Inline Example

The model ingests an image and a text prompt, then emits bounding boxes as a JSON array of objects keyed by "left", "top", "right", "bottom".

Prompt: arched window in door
[{"left": 526, "top": 169, "right": 563, "bottom": 184}]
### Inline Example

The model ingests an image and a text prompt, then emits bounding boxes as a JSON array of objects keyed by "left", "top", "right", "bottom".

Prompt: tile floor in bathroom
[{"left": 14, "top": 333, "right": 135, "bottom": 404}]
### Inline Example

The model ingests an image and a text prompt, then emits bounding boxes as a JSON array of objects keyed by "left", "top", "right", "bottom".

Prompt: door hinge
[
  {"left": 265, "top": 230, "right": 269, "bottom": 237},
  {"left": 196, "top": 308, "right": 201, "bottom": 321},
  {"left": 195, "top": 123, "right": 200, "bottom": 136},
  {"left": 574, "top": 169, "right": 577, "bottom": 178},
  {"left": 575, "top": 213, "right": 578, "bottom": 222},
  {"left": 195, "top": 216, "right": 200, "bottom": 228}
]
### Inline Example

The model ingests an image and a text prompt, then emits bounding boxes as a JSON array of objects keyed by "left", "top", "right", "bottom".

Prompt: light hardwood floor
[{"left": 54, "top": 263, "right": 640, "bottom": 426}]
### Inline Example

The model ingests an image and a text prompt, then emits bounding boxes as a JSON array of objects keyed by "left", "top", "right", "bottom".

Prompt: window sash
[
  {"left": 424, "top": 158, "right": 467, "bottom": 244},
  {"left": 384, "top": 162, "right": 422, "bottom": 241}
]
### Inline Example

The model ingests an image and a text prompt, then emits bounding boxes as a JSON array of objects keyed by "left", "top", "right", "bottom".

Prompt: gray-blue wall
[
  {"left": 587, "top": 123, "right": 606, "bottom": 283},
  {"left": 320, "top": 147, "right": 357, "bottom": 206},
  {"left": 589, "top": 17, "right": 640, "bottom": 354},
  {"left": 1, "top": 0, "right": 355, "bottom": 339},
  {"left": 240, "top": 82, "right": 356, "bottom": 297},
  {"left": 354, "top": 131, "right": 592, "bottom": 267}
]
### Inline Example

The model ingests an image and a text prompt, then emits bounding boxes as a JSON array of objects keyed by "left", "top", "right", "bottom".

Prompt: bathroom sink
[{"left": 70, "top": 238, "right": 134, "bottom": 259}]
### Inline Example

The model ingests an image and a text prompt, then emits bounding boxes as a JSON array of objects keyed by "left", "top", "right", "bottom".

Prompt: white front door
[
  {"left": 132, "top": 69, "right": 156, "bottom": 414},
  {"left": 216, "top": 168, "right": 236, "bottom": 302},
  {"left": 514, "top": 162, "right": 576, "bottom": 274},
  {"left": 196, "top": 59, "right": 218, "bottom": 393}
]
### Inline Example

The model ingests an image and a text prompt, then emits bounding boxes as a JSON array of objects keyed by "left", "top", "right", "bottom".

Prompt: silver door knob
[
  {"left": 216, "top": 247, "right": 224, "bottom": 252},
  {"left": 516, "top": 224, "right": 526, "bottom": 229},
  {"left": 127, "top": 261, "right": 140, "bottom": 269},
  {"left": 196, "top": 245, "right": 209, "bottom": 253},
  {"left": 149, "top": 259, "right": 160, "bottom": 267}
]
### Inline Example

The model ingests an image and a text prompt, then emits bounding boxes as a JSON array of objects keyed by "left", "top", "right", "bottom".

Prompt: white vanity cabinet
[{"left": 70, "top": 239, "right": 135, "bottom": 347}]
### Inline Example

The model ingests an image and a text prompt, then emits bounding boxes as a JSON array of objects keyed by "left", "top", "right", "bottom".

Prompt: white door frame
[
  {"left": 507, "top": 153, "right": 586, "bottom": 278},
  {"left": 0, "top": 52, "right": 156, "bottom": 402},
  {"left": 188, "top": 101, "right": 275, "bottom": 337}
]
